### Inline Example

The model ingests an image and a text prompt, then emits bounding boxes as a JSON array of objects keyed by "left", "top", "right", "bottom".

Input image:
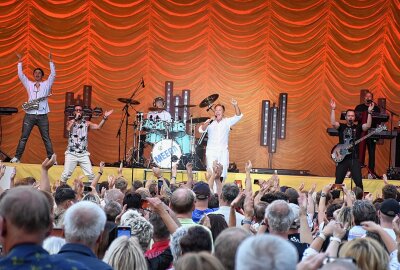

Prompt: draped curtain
[{"left": 0, "top": 0, "right": 399, "bottom": 177}]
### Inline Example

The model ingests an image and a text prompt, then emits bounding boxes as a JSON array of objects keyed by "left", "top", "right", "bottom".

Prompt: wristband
[
  {"left": 330, "top": 236, "right": 342, "bottom": 243},
  {"left": 318, "top": 232, "right": 326, "bottom": 241},
  {"left": 103, "top": 116, "right": 108, "bottom": 120},
  {"left": 368, "top": 112, "right": 372, "bottom": 115},
  {"left": 241, "top": 219, "right": 252, "bottom": 225},
  {"left": 321, "top": 192, "right": 326, "bottom": 198},
  {"left": 98, "top": 171, "right": 103, "bottom": 175}
]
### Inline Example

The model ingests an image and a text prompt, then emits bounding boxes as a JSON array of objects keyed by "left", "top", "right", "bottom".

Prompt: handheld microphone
[
  {"left": 141, "top": 78, "right": 145, "bottom": 88},
  {"left": 366, "top": 100, "right": 373, "bottom": 104},
  {"left": 349, "top": 120, "right": 353, "bottom": 125}
]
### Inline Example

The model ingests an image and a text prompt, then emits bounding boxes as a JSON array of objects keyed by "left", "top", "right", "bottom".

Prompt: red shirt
[{"left": 145, "top": 239, "right": 170, "bottom": 259}]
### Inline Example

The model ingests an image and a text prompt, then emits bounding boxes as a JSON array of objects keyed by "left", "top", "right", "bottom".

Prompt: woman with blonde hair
[
  {"left": 103, "top": 236, "right": 147, "bottom": 270},
  {"left": 339, "top": 237, "right": 388, "bottom": 270},
  {"left": 175, "top": 252, "right": 225, "bottom": 270}
]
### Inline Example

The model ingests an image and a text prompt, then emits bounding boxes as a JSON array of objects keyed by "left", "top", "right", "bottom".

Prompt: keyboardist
[{"left": 354, "top": 90, "right": 380, "bottom": 178}]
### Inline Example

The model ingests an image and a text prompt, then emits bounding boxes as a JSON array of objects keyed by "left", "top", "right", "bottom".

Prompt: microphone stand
[{"left": 115, "top": 78, "right": 144, "bottom": 165}]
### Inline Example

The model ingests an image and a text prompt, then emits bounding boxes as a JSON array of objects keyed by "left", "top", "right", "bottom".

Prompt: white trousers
[
  {"left": 206, "top": 147, "right": 229, "bottom": 179},
  {"left": 61, "top": 153, "right": 95, "bottom": 182}
]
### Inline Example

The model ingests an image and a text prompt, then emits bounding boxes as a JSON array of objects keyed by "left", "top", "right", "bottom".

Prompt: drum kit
[{"left": 119, "top": 93, "right": 219, "bottom": 169}]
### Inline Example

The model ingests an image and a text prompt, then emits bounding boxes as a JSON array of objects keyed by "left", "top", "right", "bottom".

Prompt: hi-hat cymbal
[
  {"left": 186, "top": 117, "right": 209, "bottom": 124},
  {"left": 199, "top": 94, "right": 219, "bottom": 108},
  {"left": 118, "top": 98, "right": 140, "bottom": 105},
  {"left": 175, "top": 104, "right": 196, "bottom": 108}
]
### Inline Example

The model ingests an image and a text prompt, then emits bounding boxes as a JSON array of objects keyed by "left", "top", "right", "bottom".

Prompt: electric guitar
[
  {"left": 330, "top": 125, "right": 386, "bottom": 163},
  {"left": 22, "top": 94, "right": 52, "bottom": 111}
]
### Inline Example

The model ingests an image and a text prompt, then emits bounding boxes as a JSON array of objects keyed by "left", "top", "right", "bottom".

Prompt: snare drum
[
  {"left": 170, "top": 121, "right": 186, "bottom": 138},
  {"left": 151, "top": 139, "right": 182, "bottom": 168},
  {"left": 175, "top": 134, "right": 194, "bottom": 155}
]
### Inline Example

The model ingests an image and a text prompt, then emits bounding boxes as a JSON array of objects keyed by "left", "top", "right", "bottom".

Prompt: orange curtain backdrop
[{"left": 0, "top": 0, "right": 399, "bottom": 177}]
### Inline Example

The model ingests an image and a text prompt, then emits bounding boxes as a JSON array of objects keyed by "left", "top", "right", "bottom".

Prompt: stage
[{"left": 1, "top": 162, "right": 399, "bottom": 196}]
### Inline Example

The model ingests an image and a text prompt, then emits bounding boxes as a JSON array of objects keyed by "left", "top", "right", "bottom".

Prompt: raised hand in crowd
[
  {"left": 147, "top": 196, "right": 179, "bottom": 234},
  {"left": 152, "top": 166, "right": 162, "bottom": 179},
  {"left": 91, "top": 161, "right": 105, "bottom": 194},
  {"left": 0, "top": 161, "right": 6, "bottom": 179},
  {"left": 115, "top": 204, "right": 127, "bottom": 225},
  {"left": 40, "top": 153, "right": 57, "bottom": 192},
  {"left": 298, "top": 182, "right": 305, "bottom": 192},
  {"left": 245, "top": 160, "right": 252, "bottom": 192},
  {"left": 117, "top": 161, "right": 123, "bottom": 177},
  {"left": 296, "top": 252, "right": 327, "bottom": 270},
  {"left": 73, "top": 175, "right": 85, "bottom": 200},
  {"left": 108, "top": 174, "right": 116, "bottom": 189}
]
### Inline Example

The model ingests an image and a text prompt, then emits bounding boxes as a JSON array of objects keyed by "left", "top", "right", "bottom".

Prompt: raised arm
[
  {"left": 231, "top": 98, "right": 241, "bottom": 116},
  {"left": 330, "top": 99, "right": 340, "bottom": 129},
  {"left": 361, "top": 103, "right": 374, "bottom": 131},
  {"left": 47, "top": 50, "right": 56, "bottom": 88},
  {"left": 40, "top": 154, "right": 57, "bottom": 193},
  {"left": 244, "top": 160, "right": 252, "bottom": 193},
  {"left": 90, "top": 161, "right": 105, "bottom": 193},
  {"left": 16, "top": 52, "right": 29, "bottom": 89},
  {"left": 90, "top": 110, "right": 113, "bottom": 130}
]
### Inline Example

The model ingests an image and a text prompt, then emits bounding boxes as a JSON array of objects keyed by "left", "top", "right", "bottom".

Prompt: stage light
[
  {"left": 278, "top": 93, "right": 288, "bottom": 139},
  {"left": 173, "top": 95, "right": 181, "bottom": 120},
  {"left": 260, "top": 100, "right": 270, "bottom": 146},
  {"left": 268, "top": 106, "right": 278, "bottom": 153},
  {"left": 181, "top": 89, "right": 190, "bottom": 124},
  {"left": 165, "top": 81, "right": 173, "bottom": 114}
]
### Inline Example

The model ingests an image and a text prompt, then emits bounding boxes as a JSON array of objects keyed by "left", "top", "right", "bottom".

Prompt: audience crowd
[{"left": 1, "top": 155, "right": 400, "bottom": 270}]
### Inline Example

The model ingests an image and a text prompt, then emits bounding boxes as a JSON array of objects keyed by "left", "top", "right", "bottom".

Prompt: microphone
[
  {"left": 141, "top": 78, "right": 145, "bottom": 88},
  {"left": 366, "top": 100, "right": 373, "bottom": 104},
  {"left": 349, "top": 120, "right": 353, "bottom": 125}
]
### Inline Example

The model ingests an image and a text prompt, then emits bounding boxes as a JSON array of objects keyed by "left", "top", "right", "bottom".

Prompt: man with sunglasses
[
  {"left": 60, "top": 105, "right": 113, "bottom": 183},
  {"left": 11, "top": 51, "right": 56, "bottom": 163}
]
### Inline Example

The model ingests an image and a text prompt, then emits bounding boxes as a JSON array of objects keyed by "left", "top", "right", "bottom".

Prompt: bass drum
[{"left": 151, "top": 139, "right": 182, "bottom": 168}]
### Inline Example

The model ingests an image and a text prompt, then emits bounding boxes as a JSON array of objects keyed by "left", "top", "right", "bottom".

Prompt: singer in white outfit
[
  {"left": 60, "top": 105, "right": 113, "bottom": 182},
  {"left": 199, "top": 98, "right": 243, "bottom": 179}
]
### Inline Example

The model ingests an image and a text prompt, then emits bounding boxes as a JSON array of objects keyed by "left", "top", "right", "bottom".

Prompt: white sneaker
[{"left": 10, "top": 157, "right": 20, "bottom": 163}]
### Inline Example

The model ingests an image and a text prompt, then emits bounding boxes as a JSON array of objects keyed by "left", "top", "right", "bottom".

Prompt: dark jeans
[
  {"left": 335, "top": 157, "right": 363, "bottom": 190},
  {"left": 15, "top": 114, "right": 54, "bottom": 159}
]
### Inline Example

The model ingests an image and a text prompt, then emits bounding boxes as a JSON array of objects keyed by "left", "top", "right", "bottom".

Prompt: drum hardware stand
[{"left": 115, "top": 78, "right": 144, "bottom": 165}]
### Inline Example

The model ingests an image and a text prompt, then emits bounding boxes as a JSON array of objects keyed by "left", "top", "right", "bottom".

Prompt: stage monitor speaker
[{"left": 392, "top": 127, "right": 400, "bottom": 168}]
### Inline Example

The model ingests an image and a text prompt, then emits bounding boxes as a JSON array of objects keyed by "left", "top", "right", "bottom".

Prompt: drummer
[{"left": 148, "top": 97, "right": 172, "bottom": 121}]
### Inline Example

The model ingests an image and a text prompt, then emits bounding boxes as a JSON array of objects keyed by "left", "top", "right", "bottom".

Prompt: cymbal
[
  {"left": 117, "top": 98, "right": 140, "bottom": 105},
  {"left": 175, "top": 104, "right": 196, "bottom": 108},
  {"left": 199, "top": 94, "right": 219, "bottom": 108},
  {"left": 148, "top": 107, "right": 164, "bottom": 111},
  {"left": 186, "top": 117, "right": 209, "bottom": 124}
]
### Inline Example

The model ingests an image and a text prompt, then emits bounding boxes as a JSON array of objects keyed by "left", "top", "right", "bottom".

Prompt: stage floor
[{"left": 1, "top": 162, "right": 399, "bottom": 196}]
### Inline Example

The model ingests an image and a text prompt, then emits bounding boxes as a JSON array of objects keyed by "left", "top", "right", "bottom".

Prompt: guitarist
[
  {"left": 10, "top": 51, "right": 55, "bottom": 163},
  {"left": 330, "top": 99, "right": 374, "bottom": 189}
]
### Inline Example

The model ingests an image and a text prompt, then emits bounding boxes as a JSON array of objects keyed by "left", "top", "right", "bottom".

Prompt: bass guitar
[{"left": 331, "top": 125, "right": 386, "bottom": 163}]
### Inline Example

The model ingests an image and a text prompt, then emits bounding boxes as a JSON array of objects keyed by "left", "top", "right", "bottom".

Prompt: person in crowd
[
  {"left": 199, "top": 98, "right": 243, "bottom": 179},
  {"left": 11, "top": 52, "right": 56, "bottom": 163},
  {"left": 0, "top": 186, "right": 87, "bottom": 269},
  {"left": 175, "top": 251, "right": 225, "bottom": 270},
  {"left": 115, "top": 177, "right": 128, "bottom": 194},
  {"left": 382, "top": 184, "right": 398, "bottom": 200},
  {"left": 264, "top": 199, "right": 310, "bottom": 260},
  {"left": 377, "top": 198, "right": 400, "bottom": 240},
  {"left": 180, "top": 226, "right": 213, "bottom": 254},
  {"left": 104, "top": 200, "right": 122, "bottom": 222},
  {"left": 54, "top": 187, "right": 76, "bottom": 228},
  {"left": 146, "top": 212, "right": 173, "bottom": 270},
  {"left": 54, "top": 201, "right": 112, "bottom": 270},
  {"left": 236, "top": 234, "right": 298, "bottom": 270},
  {"left": 169, "top": 226, "right": 189, "bottom": 265},
  {"left": 103, "top": 236, "right": 148, "bottom": 270},
  {"left": 120, "top": 209, "right": 154, "bottom": 251},
  {"left": 212, "top": 183, "right": 244, "bottom": 227},
  {"left": 348, "top": 200, "right": 377, "bottom": 240},
  {"left": 199, "top": 213, "right": 228, "bottom": 241},
  {"left": 330, "top": 99, "right": 374, "bottom": 189},
  {"left": 42, "top": 236, "right": 66, "bottom": 255},
  {"left": 60, "top": 104, "right": 113, "bottom": 182},
  {"left": 192, "top": 181, "right": 217, "bottom": 223},
  {"left": 214, "top": 227, "right": 250, "bottom": 270}
]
